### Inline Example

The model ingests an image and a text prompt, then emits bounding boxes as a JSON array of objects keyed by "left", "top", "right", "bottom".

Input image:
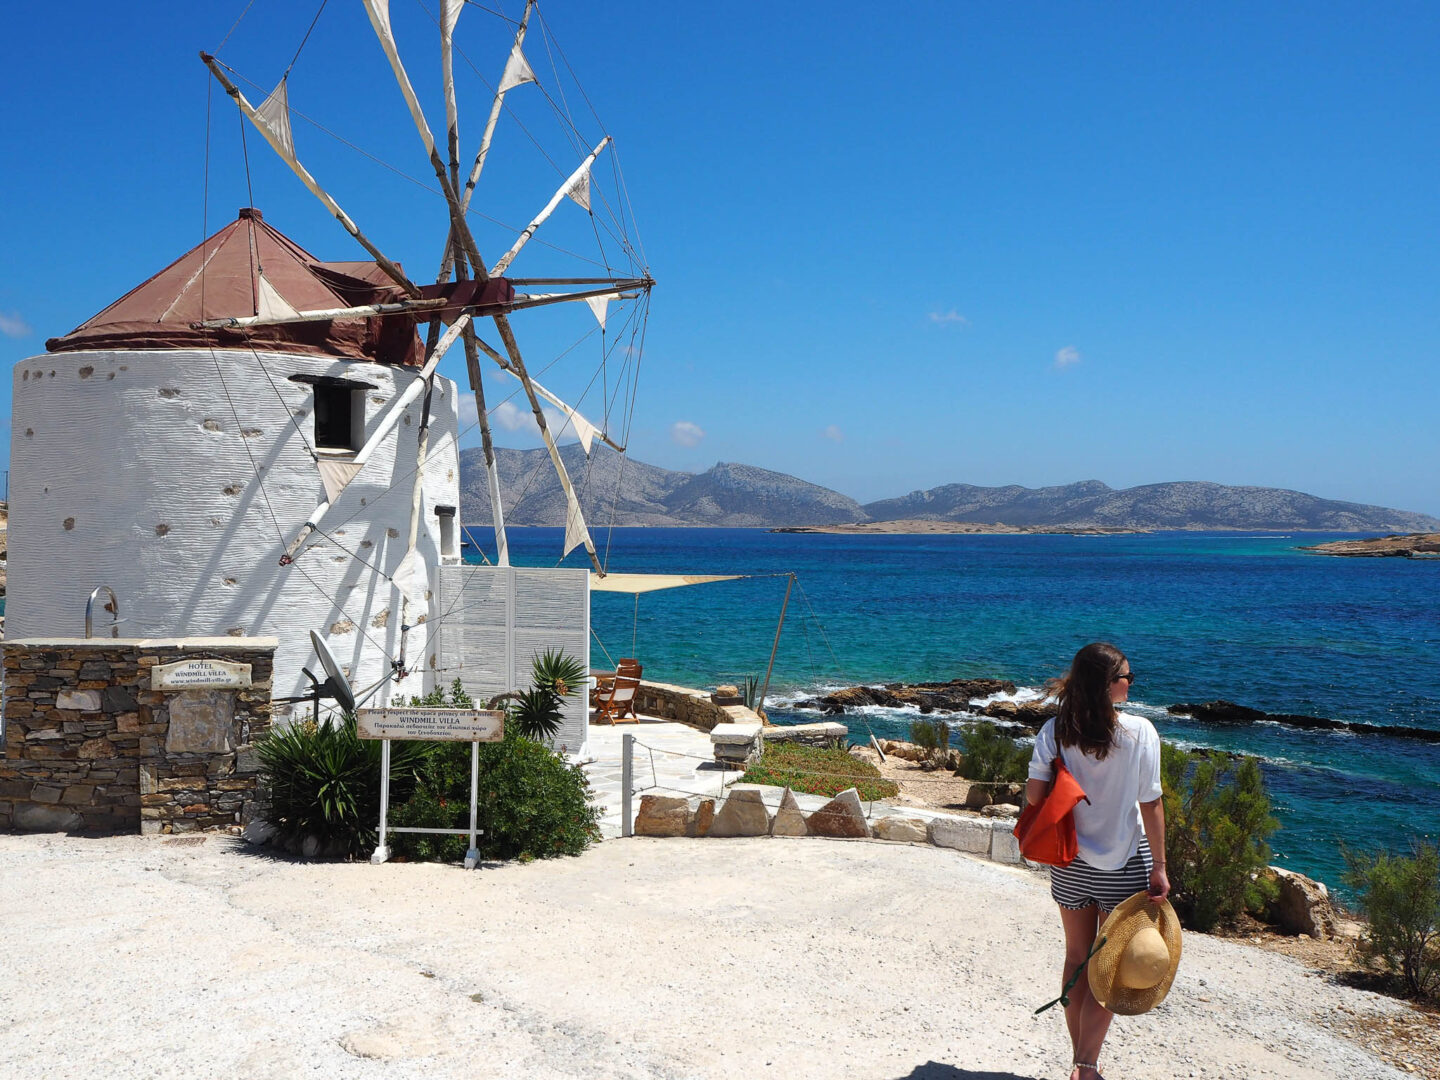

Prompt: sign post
[{"left": 359, "top": 707, "right": 504, "bottom": 869}]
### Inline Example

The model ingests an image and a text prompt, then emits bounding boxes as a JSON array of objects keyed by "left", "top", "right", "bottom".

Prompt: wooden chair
[{"left": 595, "top": 674, "right": 642, "bottom": 725}]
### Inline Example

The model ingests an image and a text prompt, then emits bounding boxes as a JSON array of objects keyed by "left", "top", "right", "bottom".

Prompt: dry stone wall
[
  {"left": 0, "top": 637, "right": 275, "bottom": 835},
  {"left": 634, "top": 680, "right": 762, "bottom": 732}
]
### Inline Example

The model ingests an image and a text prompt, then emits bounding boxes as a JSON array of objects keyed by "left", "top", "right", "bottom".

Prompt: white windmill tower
[{"left": 6, "top": 1, "right": 652, "bottom": 750}]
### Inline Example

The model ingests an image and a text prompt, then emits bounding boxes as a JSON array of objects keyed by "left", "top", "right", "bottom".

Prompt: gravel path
[{"left": 0, "top": 832, "right": 1415, "bottom": 1080}]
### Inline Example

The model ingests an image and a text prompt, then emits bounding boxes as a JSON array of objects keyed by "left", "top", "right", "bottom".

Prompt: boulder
[
  {"left": 930, "top": 816, "right": 992, "bottom": 856},
  {"left": 980, "top": 802, "right": 1019, "bottom": 819},
  {"left": 709, "top": 788, "right": 771, "bottom": 837},
  {"left": 688, "top": 799, "right": 715, "bottom": 838},
  {"left": 770, "top": 787, "right": 808, "bottom": 837},
  {"left": 634, "top": 795, "right": 689, "bottom": 837},
  {"left": 1267, "top": 866, "right": 1339, "bottom": 940},
  {"left": 990, "top": 822, "right": 1024, "bottom": 865},
  {"left": 806, "top": 788, "right": 870, "bottom": 839},
  {"left": 243, "top": 819, "right": 278, "bottom": 846},
  {"left": 12, "top": 803, "right": 83, "bottom": 833},
  {"left": 873, "top": 816, "right": 928, "bottom": 843},
  {"left": 964, "top": 784, "right": 993, "bottom": 809}
]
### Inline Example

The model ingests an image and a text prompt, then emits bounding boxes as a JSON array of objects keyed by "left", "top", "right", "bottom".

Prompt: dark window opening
[{"left": 314, "top": 385, "right": 358, "bottom": 450}]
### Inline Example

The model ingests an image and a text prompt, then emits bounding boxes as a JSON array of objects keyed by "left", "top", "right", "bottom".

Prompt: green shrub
[
  {"left": 1161, "top": 743, "right": 1279, "bottom": 932},
  {"left": 408, "top": 677, "right": 475, "bottom": 710},
  {"left": 1343, "top": 840, "right": 1440, "bottom": 1000},
  {"left": 909, "top": 717, "right": 951, "bottom": 759},
  {"left": 957, "top": 722, "right": 1030, "bottom": 784},
  {"left": 391, "top": 727, "right": 603, "bottom": 862},
  {"left": 740, "top": 741, "right": 898, "bottom": 801},
  {"left": 257, "top": 712, "right": 431, "bottom": 858}
]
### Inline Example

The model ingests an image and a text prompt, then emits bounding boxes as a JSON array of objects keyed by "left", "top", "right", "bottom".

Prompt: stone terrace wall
[
  {"left": 634, "top": 680, "right": 762, "bottom": 732},
  {"left": 1, "top": 638, "right": 275, "bottom": 835}
]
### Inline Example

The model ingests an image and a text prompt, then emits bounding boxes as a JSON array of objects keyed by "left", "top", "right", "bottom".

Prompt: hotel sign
[{"left": 152, "top": 659, "right": 253, "bottom": 691}]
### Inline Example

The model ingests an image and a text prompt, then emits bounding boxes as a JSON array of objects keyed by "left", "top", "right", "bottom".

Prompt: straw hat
[{"left": 1089, "top": 892, "right": 1183, "bottom": 1015}]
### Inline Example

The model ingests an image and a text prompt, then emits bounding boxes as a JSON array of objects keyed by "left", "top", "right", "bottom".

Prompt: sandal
[{"left": 1074, "top": 1063, "right": 1103, "bottom": 1080}]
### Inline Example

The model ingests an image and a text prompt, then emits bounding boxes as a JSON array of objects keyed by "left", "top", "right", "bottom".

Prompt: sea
[{"left": 466, "top": 527, "right": 1440, "bottom": 898}]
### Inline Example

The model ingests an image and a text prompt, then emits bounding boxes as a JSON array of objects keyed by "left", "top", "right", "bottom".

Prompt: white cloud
[
  {"left": 480, "top": 398, "right": 572, "bottom": 440},
  {"left": 1053, "top": 345, "right": 1082, "bottom": 369},
  {"left": 670, "top": 420, "right": 704, "bottom": 447},
  {"left": 822, "top": 425, "right": 844, "bottom": 443},
  {"left": 928, "top": 309, "right": 969, "bottom": 326},
  {"left": 0, "top": 311, "right": 32, "bottom": 338}
]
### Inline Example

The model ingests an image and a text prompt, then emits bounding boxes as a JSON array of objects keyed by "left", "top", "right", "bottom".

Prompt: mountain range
[{"left": 457, "top": 446, "right": 1440, "bottom": 533}]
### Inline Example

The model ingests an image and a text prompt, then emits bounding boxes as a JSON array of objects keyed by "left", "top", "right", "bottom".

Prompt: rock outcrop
[
  {"left": 796, "top": 678, "right": 1018, "bottom": 717},
  {"left": 1167, "top": 700, "right": 1440, "bottom": 743}
]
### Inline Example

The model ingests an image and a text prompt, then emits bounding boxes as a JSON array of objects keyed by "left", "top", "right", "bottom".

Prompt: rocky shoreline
[
  {"left": 1300, "top": 532, "right": 1440, "bottom": 558},
  {"left": 791, "top": 679, "right": 1440, "bottom": 742},
  {"left": 793, "top": 678, "right": 1059, "bottom": 730}
]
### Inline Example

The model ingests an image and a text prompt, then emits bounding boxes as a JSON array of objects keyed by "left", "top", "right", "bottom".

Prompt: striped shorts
[{"left": 1050, "top": 836, "right": 1153, "bottom": 912}]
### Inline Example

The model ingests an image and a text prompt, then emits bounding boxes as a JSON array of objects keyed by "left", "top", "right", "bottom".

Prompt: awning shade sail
[{"left": 589, "top": 573, "right": 745, "bottom": 594}]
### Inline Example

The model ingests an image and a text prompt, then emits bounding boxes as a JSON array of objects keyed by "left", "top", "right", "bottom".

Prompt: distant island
[
  {"left": 770, "top": 521, "right": 1144, "bottom": 536},
  {"left": 459, "top": 446, "right": 1440, "bottom": 533},
  {"left": 1299, "top": 533, "right": 1440, "bottom": 558}
]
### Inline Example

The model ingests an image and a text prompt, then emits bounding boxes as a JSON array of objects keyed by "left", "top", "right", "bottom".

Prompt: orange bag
[{"left": 1013, "top": 757, "right": 1089, "bottom": 866}]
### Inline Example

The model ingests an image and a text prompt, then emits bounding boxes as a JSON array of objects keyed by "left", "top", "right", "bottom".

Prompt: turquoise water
[{"left": 467, "top": 527, "right": 1440, "bottom": 895}]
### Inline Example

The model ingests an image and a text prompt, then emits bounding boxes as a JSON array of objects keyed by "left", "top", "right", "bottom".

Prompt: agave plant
[{"left": 485, "top": 650, "right": 587, "bottom": 742}]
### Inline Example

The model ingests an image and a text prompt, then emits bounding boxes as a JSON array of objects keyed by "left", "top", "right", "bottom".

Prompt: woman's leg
[
  {"left": 1072, "top": 905, "right": 1117, "bottom": 1076},
  {"left": 1058, "top": 903, "right": 1108, "bottom": 1078}
]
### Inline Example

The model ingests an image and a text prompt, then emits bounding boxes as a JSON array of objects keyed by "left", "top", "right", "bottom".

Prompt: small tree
[
  {"left": 909, "top": 717, "right": 950, "bottom": 761},
  {"left": 958, "top": 722, "right": 1030, "bottom": 785},
  {"left": 1161, "top": 743, "right": 1279, "bottom": 931},
  {"left": 1344, "top": 840, "right": 1440, "bottom": 1001}
]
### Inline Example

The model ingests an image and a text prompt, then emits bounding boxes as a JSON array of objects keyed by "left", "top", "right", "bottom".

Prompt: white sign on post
[
  {"left": 356, "top": 708, "right": 504, "bottom": 742},
  {"left": 362, "top": 708, "right": 505, "bottom": 872}
]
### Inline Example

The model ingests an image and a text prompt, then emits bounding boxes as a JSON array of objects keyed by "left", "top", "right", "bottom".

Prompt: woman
[{"left": 1026, "top": 642, "right": 1168, "bottom": 1080}]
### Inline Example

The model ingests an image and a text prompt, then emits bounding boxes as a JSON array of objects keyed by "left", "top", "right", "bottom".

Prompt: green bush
[
  {"left": 957, "top": 722, "right": 1030, "bottom": 784},
  {"left": 1161, "top": 743, "right": 1279, "bottom": 932},
  {"left": 256, "top": 712, "right": 430, "bottom": 858},
  {"left": 393, "top": 661, "right": 601, "bottom": 862},
  {"left": 1343, "top": 840, "right": 1440, "bottom": 1001},
  {"left": 740, "top": 741, "right": 898, "bottom": 801},
  {"left": 909, "top": 717, "right": 951, "bottom": 758},
  {"left": 391, "top": 727, "right": 603, "bottom": 862}
]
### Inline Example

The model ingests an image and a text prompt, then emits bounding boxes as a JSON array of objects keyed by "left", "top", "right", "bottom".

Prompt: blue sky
[{"left": 2, "top": 1, "right": 1437, "bottom": 514}]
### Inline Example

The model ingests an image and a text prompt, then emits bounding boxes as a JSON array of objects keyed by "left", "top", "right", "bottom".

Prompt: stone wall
[
  {"left": 633, "top": 679, "right": 763, "bottom": 732},
  {"left": 1, "top": 637, "right": 275, "bottom": 835}
]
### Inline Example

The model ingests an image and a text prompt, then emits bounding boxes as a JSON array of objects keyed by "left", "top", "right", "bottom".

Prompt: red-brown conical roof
[{"left": 47, "top": 208, "right": 425, "bottom": 366}]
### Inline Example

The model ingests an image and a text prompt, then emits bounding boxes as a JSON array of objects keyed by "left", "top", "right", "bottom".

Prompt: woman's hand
[{"left": 1147, "top": 865, "right": 1170, "bottom": 902}]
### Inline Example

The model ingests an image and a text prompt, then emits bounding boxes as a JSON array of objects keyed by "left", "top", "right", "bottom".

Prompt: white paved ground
[{"left": 0, "top": 832, "right": 1415, "bottom": 1080}]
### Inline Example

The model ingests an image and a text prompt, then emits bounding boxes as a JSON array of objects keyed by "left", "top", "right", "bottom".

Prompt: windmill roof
[{"left": 46, "top": 208, "right": 424, "bottom": 366}]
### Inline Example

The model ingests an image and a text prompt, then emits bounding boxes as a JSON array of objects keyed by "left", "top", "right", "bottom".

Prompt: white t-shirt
[{"left": 1028, "top": 711, "right": 1163, "bottom": 871}]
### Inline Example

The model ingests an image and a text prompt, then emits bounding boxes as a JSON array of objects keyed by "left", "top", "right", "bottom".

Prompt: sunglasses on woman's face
[{"left": 1113, "top": 672, "right": 1136, "bottom": 684}]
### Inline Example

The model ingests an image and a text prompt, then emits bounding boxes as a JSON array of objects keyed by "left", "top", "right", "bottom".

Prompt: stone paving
[{"left": 577, "top": 712, "right": 979, "bottom": 840}]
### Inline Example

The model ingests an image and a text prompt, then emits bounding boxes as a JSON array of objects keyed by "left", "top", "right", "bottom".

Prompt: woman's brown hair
[{"left": 1045, "top": 642, "right": 1128, "bottom": 760}]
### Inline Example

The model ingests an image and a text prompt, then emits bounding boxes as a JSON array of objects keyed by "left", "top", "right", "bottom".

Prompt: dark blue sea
[{"left": 467, "top": 527, "right": 1440, "bottom": 897}]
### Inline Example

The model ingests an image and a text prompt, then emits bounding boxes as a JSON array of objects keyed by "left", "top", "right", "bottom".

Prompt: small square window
[{"left": 314, "top": 385, "right": 360, "bottom": 450}]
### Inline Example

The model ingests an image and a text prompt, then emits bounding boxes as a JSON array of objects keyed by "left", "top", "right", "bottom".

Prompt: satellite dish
[{"left": 310, "top": 630, "right": 358, "bottom": 712}]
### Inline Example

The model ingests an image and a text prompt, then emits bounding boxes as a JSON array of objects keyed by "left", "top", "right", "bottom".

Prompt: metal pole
[
  {"left": 757, "top": 574, "right": 794, "bottom": 717},
  {"left": 371, "top": 739, "right": 392, "bottom": 864},
  {"left": 464, "top": 740, "right": 481, "bottom": 869},
  {"left": 621, "top": 733, "right": 634, "bottom": 838}
]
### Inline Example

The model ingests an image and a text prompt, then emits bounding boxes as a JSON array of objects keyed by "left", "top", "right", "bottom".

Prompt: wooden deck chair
[
  {"left": 596, "top": 674, "right": 642, "bottom": 725},
  {"left": 616, "top": 658, "right": 642, "bottom": 679}
]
